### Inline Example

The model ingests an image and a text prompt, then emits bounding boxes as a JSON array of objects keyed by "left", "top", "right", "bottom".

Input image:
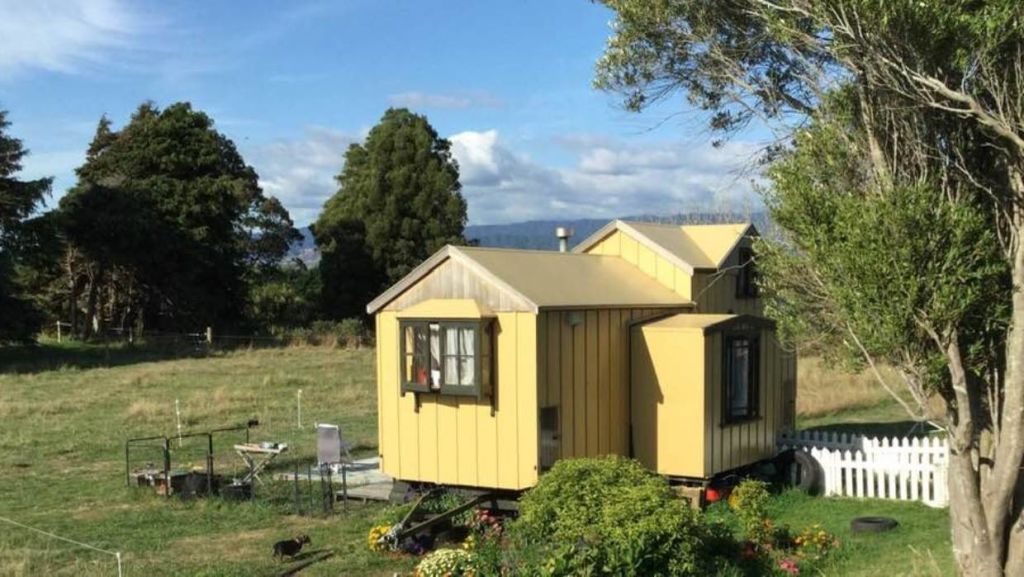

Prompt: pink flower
[{"left": 778, "top": 558, "right": 800, "bottom": 575}]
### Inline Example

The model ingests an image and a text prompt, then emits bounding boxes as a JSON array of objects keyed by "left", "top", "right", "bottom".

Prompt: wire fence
[{"left": 0, "top": 515, "right": 123, "bottom": 576}]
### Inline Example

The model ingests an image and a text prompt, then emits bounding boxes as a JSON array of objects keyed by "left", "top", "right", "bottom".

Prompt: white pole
[
  {"left": 116, "top": 551, "right": 123, "bottom": 577},
  {"left": 297, "top": 389, "right": 302, "bottom": 429},
  {"left": 175, "top": 399, "right": 182, "bottom": 447},
  {"left": 56, "top": 321, "right": 62, "bottom": 343}
]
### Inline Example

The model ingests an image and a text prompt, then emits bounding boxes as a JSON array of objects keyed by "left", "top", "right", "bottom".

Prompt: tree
[
  {"left": 60, "top": 103, "right": 299, "bottom": 334},
  {"left": 0, "top": 109, "right": 52, "bottom": 342},
  {"left": 594, "top": 2, "right": 1024, "bottom": 575},
  {"left": 314, "top": 108, "right": 467, "bottom": 318}
]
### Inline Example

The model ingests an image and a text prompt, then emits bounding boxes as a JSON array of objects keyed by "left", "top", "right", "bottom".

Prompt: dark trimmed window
[
  {"left": 724, "top": 335, "right": 759, "bottom": 423},
  {"left": 400, "top": 320, "right": 493, "bottom": 398},
  {"left": 736, "top": 246, "right": 759, "bottom": 298}
]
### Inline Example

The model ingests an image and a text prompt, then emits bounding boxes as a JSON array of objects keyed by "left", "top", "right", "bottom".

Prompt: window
[
  {"left": 724, "top": 335, "right": 759, "bottom": 423},
  {"left": 400, "top": 320, "right": 493, "bottom": 397},
  {"left": 736, "top": 246, "right": 759, "bottom": 298}
]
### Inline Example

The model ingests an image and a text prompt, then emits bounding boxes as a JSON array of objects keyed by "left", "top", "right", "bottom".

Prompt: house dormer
[{"left": 572, "top": 220, "right": 761, "bottom": 316}]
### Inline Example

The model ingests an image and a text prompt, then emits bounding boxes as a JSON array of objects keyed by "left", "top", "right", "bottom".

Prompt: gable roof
[
  {"left": 573, "top": 220, "right": 755, "bottom": 271},
  {"left": 366, "top": 245, "right": 695, "bottom": 314}
]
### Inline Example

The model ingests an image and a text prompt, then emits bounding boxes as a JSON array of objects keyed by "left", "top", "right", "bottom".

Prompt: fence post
[
  {"left": 206, "top": 326, "right": 213, "bottom": 345},
  {"left": 56, "top": 321, "right": 62, "bottom": 343}
]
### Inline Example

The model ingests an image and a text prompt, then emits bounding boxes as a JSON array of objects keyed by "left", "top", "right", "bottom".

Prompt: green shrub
[
  {"left": 728, "top": 479, "right": 772, "bottom": 541},
  {"left": 508, "top": 456, "right": 716, "bottom": 576}
]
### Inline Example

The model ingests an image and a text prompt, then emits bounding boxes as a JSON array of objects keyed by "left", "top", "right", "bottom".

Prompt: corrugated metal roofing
[
  {"left": 457, "top": 246, "right": 694, "bottom": 309},
  {"left": 366, "top": 244, "right": 696, "bottom": 314},
  {"left": 574, "top": 220, "right": 754, "bottom": 271},
  {"left": 639, "top": 313, "right": 776, "bottom": 332}
]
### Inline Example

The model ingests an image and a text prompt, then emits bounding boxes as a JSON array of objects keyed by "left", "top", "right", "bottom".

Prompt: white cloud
[
  {"left": 388, "top": 91, "right": 503, "bottom": 110},
  {"left": 450, "top": 130, "right": 764, "bottom": 224},
  {"left": 0, "top": 0, "right": 151, "bottom": 78},
  {"left": 247, "top": 126, "right": 358, "bottom": 226},
  {"left": 249, "top": 125, "right": 764, "bottom": 229}
]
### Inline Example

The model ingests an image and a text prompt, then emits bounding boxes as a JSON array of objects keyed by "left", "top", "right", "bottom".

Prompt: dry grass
[{"left": 797, "top": 356, "right": 900, "bottom": 417}]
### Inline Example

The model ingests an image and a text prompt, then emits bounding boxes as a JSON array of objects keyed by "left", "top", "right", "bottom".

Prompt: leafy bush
[
  {"left": 414, "top": 548, "right": 477, "bottom": 577},
  {"left": 508, "top": 456, "right": 716, "bottom": 576},
  {"left": 276, "top": 318, "right": 369, "bottom": 348},
  {"left": 729, "top": 479, "right": 772, "bottom": 541}
]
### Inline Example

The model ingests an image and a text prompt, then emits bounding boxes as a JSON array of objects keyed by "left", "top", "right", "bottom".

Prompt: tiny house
[{"left": 365, "top": 220, "right": 796, "bottom": 491}]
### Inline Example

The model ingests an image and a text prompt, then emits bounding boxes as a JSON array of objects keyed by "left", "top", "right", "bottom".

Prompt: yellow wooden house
[{"left": 366, "top": 220, "right": 796, "bottom": 491}]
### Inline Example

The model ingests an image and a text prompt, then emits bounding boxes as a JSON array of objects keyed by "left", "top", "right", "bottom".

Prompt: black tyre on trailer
[{"left": 774, "top": 449, "right": 824, "bottom": 495}]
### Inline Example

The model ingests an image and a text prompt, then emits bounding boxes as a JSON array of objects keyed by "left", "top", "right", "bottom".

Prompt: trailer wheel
[
  {"left": 851, "top": 516, "right": 898, "bottom": 533},
  {"left": 775, "top": 449, "right": 823, "bottom": 495}
]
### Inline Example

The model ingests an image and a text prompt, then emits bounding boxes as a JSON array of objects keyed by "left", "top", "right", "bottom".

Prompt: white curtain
[
  {"left": 429, "top": 323, "right": 441, "bottom": 387},
  {"left": 444, "top": 327, "right": 459, "bottom": 385},
  {"left": 460, "top": 327, "right": 475, "bottom": 386}
]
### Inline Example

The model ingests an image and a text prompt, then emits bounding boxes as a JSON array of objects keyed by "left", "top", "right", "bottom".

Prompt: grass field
[{"left": 0, "top": 342, "right": 954, "bottom": 576}]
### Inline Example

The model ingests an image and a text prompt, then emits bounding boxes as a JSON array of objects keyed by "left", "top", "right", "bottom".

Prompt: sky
[{"left": 0, "top": 0, "right": 768, "bottom": 227}]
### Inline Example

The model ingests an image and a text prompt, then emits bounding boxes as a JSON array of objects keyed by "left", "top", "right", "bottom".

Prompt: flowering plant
[
  {"left": 414, "top": 548, "right": 477, "bottom": 577},
  {"left": 367, "top": 524, "right": 393, "bottom": 552},
  {"left": 793, "top": 524, "right": 840, "bottom": 561}
]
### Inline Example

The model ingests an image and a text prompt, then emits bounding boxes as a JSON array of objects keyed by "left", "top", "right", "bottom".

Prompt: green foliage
[
  {"left": 314, "top": 108, "right": 466, "bottom": 318},
  {"left": 759, "top": 111, "right": 1009, "bottom": 395},
  {"left": 0, "top": 109, "right": 52, "bottom": 343},
  {"left": 58, "top": 102, "right": 299, "bottom": 333},
  {"left": 509, "top": 456, "right": 714, "bottom": 576},
  {"left": 728, "top": 480, "right": 772, "bottom": 540},
  {"left": 245, "top": 263, "right": 320, "bottom": 329}
]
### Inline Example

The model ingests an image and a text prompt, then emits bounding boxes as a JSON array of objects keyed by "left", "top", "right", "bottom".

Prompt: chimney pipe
[{"left": 555, "top": 226, "right": 574, "bottom": 253}]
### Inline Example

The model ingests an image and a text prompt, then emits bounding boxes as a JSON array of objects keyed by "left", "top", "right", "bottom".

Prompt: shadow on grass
[
  {"left": 803, "top": 420, "right": 940, "bottom": 438},
  {"left": 0, "top": 339, "right": 287, "bottom": 375}
]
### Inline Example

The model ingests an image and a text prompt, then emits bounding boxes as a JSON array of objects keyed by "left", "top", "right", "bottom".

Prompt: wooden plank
[
  {"left": 598, "top": 310, "right": 610, "bottom": 454},
  {"left": 496, "top": 313, "right": 519, "bottom": 488},
  {"left": 585, "top": 310, "right": 599, "bottom": 455},
  {"left": 436, "top": 395, "right": 459, "bottom": 485},
  {"left": 418, "top": 391, "right": 439, "bottom": 482},
  {"left": 457, "top": 396, "right": 478, "bottom": 487},
  {"left": 559, "top": 312, "right": 574, "bottom": 459},
  {"left": 573, "top": 314, "right": 586, "bottom": 457},
  {"left": 608, "top": 309, "right": 623, "bottom": 454},
  {"left": 517, "top": 313, "right": 539, "bottom": 486}
]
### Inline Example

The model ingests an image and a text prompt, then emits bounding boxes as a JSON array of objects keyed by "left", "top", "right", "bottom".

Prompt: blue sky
[{"left": 0, "top": 0, "right": 765, "bottom": 226}]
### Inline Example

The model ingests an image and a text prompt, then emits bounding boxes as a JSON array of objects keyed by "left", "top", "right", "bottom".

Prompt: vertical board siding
[
  {"left": 703, "top": 326, "right": 791, "bottom": 478},
  {"left": 376, "top": 311, "right": 538, "bottom": 490},
  {"left": 535, "top": 307, "right": 685, "bottom": 462}
]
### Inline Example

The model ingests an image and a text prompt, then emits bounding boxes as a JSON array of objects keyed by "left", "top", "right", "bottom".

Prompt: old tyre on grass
[
  {"left": 775, "top": 449, "right": 824, "bottom": 495},
  {"left": 851, "top": 516, "right": 899, "bottom": 533}
]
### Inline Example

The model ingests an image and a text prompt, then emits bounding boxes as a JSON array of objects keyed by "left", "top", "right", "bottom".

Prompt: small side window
[
  {"left": 736, "top": 246, "right": 759, "bottom": 298},
  {"left": 724, "top": 335, "right": 759, "bottom": 423}
]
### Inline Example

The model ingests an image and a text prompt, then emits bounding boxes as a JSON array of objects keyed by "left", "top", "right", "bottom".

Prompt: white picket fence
[{"left": 778, "top": 430, "right": 949, "bottom": 508}]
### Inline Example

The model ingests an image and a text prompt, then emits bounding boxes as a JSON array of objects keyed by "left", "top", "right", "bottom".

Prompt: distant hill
[{"left": 287, "top": 212, "right": 771, "bottom": 264}]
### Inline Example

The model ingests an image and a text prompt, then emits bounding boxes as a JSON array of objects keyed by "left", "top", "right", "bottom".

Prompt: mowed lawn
[{"left": 0, "top": 344, "right": 954, "bottom": 576}]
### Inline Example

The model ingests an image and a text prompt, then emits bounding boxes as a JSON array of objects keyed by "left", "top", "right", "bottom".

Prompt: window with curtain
[
  {"left": 724, "top": 335, "right": 759, "bottom": 422},
  {"left": 401, "top": 319, "right": 493, "bottom": 397}
]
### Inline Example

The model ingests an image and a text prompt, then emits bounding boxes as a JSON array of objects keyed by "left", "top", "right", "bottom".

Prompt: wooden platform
[{"left": 275, "top": 457, "right": 394, "bottom": 502}]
